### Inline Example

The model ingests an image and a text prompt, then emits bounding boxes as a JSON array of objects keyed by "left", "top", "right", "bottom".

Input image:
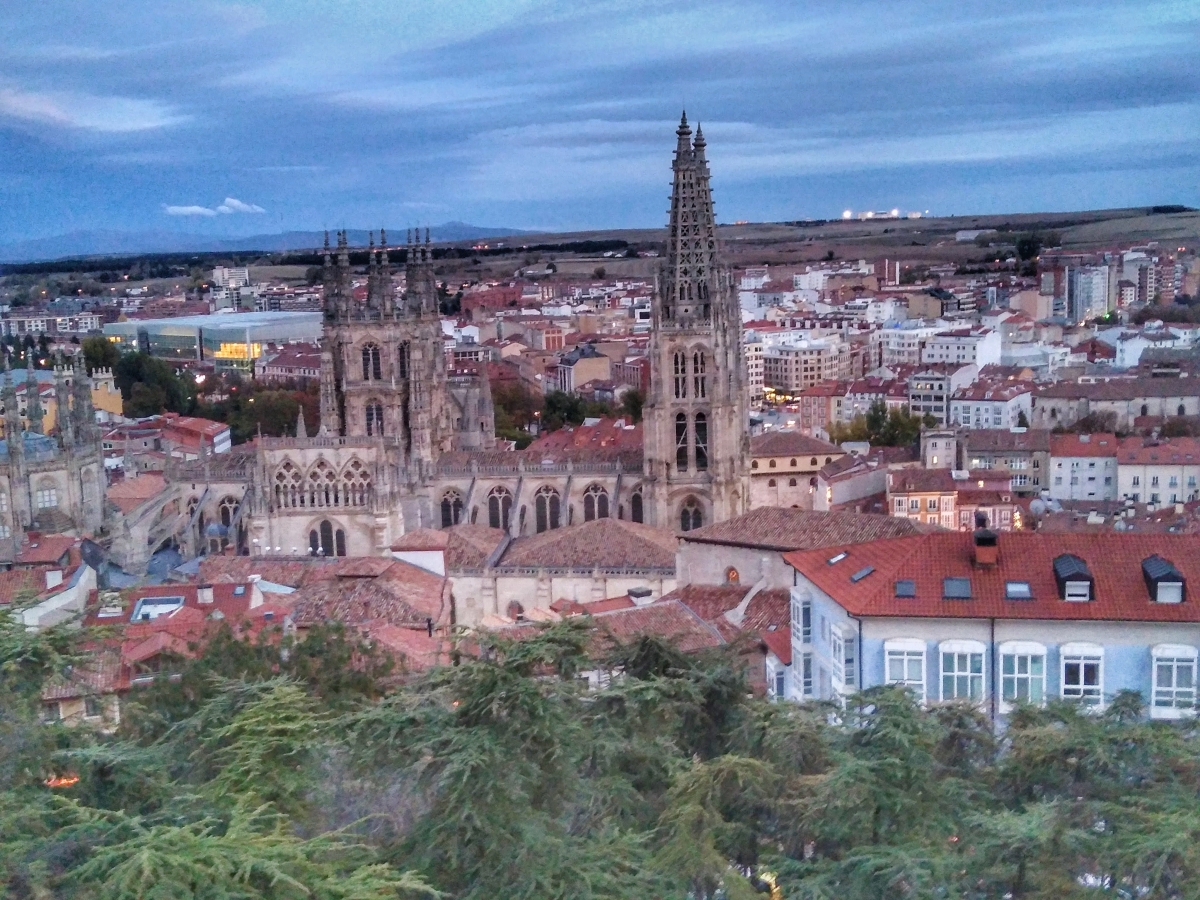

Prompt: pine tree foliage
[{"left": 7, "top": 615, "right": 1200, "bottom": 897}]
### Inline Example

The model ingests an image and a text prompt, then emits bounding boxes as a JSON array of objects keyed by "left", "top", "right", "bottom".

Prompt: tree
[
  {"left": 828, "top": 400, "right": 926, "bottom": 448},
  {"left": 81, "top": 336, "right": 120, "bottom": 375},
  {"left": 114, "top": 353, "right": 195, "bottom": 416},
  {"left": 620, "top": 387, "right": 645, "bottom": 423},
  {"left": 592, "top": 266, "right": 606, "bottom": 279},
  {"left": 1016, "top": 409, "right": 1030, "bottom": 428}
]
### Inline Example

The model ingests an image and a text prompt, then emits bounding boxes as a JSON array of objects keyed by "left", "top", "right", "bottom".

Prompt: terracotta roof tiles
[
  {"left": 784, "top": 531, "right": 1200, "bottom": 622},
  {"left": 496, "top": 518, "right": 676, "bottom": 570},
  {"left": 681, "top": 507, "right": 928, "bottom": 551}
]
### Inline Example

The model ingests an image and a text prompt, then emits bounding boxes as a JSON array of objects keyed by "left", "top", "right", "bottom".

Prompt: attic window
[
  {"left": 1053, "top": 554, "right": 1094, "bottom": 602},
  {"left": 1005, "top": 581, "right": 1033, "bottom": 600},
  {"left": 233, "top": 585, "right": 246, "bottom": 596},
  {"left": 894, "top": 579, "right": 916, "bottom": 598},
  {"left": 1143, "top": 555, "right": 1185, "bottom": 604},
  {"left": 850, "top": 566, "right": 875, "bottom": 583},
  {"left": 827, "top": 552, "right": 848, "bottom": 565},
  {"left": 943, "top": 577, "right": 972, "bottom": 600}
]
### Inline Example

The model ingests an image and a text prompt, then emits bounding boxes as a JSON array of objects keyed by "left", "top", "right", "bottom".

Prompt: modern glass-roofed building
[{"left": 104, "top": 312, "right": 322, "bottom": 373}]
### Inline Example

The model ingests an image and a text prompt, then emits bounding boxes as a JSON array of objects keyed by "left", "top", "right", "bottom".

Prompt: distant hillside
[{"left": 0, "top": 222, "right": 534, "bottom": 263}]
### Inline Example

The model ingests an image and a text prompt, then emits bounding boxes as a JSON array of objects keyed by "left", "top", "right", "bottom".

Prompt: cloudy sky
[{"left": 1, "top": 0, "right": 1197, "bottom": 243}]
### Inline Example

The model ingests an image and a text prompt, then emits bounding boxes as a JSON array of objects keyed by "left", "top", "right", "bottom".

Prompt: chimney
[
  {"left": 628, "top": 586, "right": 655, "bottom": 607},
  {"left": 972, "top": 512, "right": 998, "bottom": 567}
]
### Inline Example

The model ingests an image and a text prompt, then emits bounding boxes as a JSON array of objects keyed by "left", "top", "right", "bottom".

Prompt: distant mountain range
[{"left": 0, "top": 222, "right": 535, "bottom": 263}]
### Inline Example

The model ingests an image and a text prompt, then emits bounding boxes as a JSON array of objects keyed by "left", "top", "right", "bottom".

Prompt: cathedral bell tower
[{"left": 642, "top": 113, "right": 749, "bottom": 531}]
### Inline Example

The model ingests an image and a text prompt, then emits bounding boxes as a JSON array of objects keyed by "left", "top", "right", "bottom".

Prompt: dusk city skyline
[{"left": 2, "top": 0, "right": 1198, "bottom": 248}]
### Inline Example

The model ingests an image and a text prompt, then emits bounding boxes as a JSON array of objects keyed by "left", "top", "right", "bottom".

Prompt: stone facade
[
  {"left": 169, "top": 120, "right": 750, "bottom": 561},
  {"left": 0, "top": 355, "right": 106, "bottom": 552}
]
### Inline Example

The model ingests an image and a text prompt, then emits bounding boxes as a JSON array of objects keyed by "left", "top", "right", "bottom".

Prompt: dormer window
[
  {"left": 1143, "top": 555, "right": 1185, "bottom": 604},
  {"left": 1064, "top": 582, "right": 1091, "bottom": 602},
  {"left": 1053, "top": 554, "right": 1094, "bottom": 602}
]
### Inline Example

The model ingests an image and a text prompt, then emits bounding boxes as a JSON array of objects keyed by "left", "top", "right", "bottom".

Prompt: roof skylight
[
  {"left": 827, "top": 552, "right": 848, "bottom": 565},
  {"left": 943, "top": 577, "right": 972, "bottom": 600}
]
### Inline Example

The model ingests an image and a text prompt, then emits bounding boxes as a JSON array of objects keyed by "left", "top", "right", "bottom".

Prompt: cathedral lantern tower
[{"left": 642, "top": 113, "right": 749, "bottom": 531}]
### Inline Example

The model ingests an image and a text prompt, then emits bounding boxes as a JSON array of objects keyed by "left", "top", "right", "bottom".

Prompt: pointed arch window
[
  {"left": 675, "top": 413, "right": 689, "bottom": 471},
  {"left": 583, "top": 484, "right": 609, "bottom": 521},
  {"left": 361, "top": 343, "right": 382, "bottom": 381},
  {"left": 693, "top": 351, "right": 706, "bottom": 398},
  {"left": 308, "top": 460, "right": 338, "bottom": 507},
  {"left": 218, "top": 495, "right": 239, "bottom": 527},
  {"left": 488, "top": 487, "right": 512, "bottom": 530},
  {"left": 694, "top": 413, "right": 709, "bottom": 471},
  {"left": 274, "top": 462, "right": 303, "bottom": 508},
  {"left": 341, "top": 459, "right": 371, "bottom": 507},
  {"left": 310, "top": 520, "right": 347, "bottom": 557},
  {"left": 673, "top": 352, "right": 687, "bottom": 399},
  {"left": 365, "top": 401, "right": 385, "bottom": 436},
  {"left": 631, "top": 489, "right": 644, "bottom": 524},
  {"left": 535, "top": 486, "right": 561, "bottom": 533},
  {"left": 398, "top": 342, "right": 410, "bottom": 379},
  {"left": 441, "top": 490, "right": 464, "bottom": 528},
  {"left": 680, "top": 496, "right": 703, "bottom": 532}
]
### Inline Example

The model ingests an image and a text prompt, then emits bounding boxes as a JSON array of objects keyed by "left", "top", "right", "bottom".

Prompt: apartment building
[
  {"left": 745, "top": 334, "right": 765, "bottom": 409},
  {"left": 921, "top": 327, "right": 1002, "bottom": 368},
  {"left": 949, "top": 381, "right": 1033, "bottom": 430},
  {"left": 762, "top": 338, "right": 850, "bottom": 399},
  {"left": 907, "top": 364, "right": 978, "bottom": 426},
  {"left": 1048, "top": 433, "right": 1119, "bottom": 502},
  {"left": 781, "top": 530, "right": 1200, "bottom": 723},
  {"left": 1117, "top": 436, "right": 1200, "bottom": 505},
  {"left": 960, "top": 428, "right": 1051, "bottom": 496}
]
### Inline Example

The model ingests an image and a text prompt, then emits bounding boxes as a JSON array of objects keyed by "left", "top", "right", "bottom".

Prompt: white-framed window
[
  {"left": 1152, "top": 644, "right": 1197, "bottom": 718},
  {"left": 843, "top": 631, "right": 856, "bottom": 688},
  {"left": 1060, "top": 642, "right": 1103, "bottom": 707},
  {"left": 800, "top": 600, "right": 812, "bottom": 643},
  {"left": 768, "top": 664, "right": 787, "bottom": 700},
  {"left": 0, "top": 492, "right": 7, "bottom": 512},
  {"left": 1064, "top": 581, "right": 1091, "bottom": 602},
  {"left": 831, "top": 631, "right": 844, "bottom": 686},
  {"left": 884, "top": 638, "right": 926, "bottom": 702},
  {"left": 800, "top": 651, "right": 814, "bottom": 697},
  {"left": 1000, "top": 641, "right": 1046, "bottom": 708},
  {"left": 939, "top": 640, "right": 985, "bottom": 702},
  {"left": 35, "top": 488, "right": 58, "bottom": 509},
  {"left": 0, "top": 525, "right": 9, "bottom": 539}
]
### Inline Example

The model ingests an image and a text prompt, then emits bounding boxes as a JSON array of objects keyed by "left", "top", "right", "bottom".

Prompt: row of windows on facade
[
  {"left": 273, "top": 461, "right": 372, "bottom": 508},
  {"left": 750, "top": 456, "right": 834, "bottom": 470},
  {"left": 442, "top": 485, "right": 704, "bottom": 533},
  {"left": 359, "top": 343, "right": 409, "bottom": 382},
  {"left": 779, "top": 633, "right": 1197, "bottom": 717}
]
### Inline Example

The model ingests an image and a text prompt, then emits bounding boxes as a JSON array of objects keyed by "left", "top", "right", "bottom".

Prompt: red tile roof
[
  {"left": 750, "top": 431, "right": 842, "bottom": 458},
  {"left": 497, "top": 518, "right": 677, "bottom": 570},
  {"left": 107, "top": 473, "right": 167, "bottom": 513},
  {"left": 14, "top": 534, "right": 75, "bottom": 566},
  {"left": 761, "top": 625, "right": 791, "bottom": 665},
  {"left": 784, "top": 532, "right": 1200, "bottom": 622},
  {"left": 1117, "top": 436, "right": 1200, "bottom": 466},
  {"left": 1049, "top": 433, "right": 1119, "bottom": 457},
  {"left": 682, "top": 507, "right": 928, "bottom": 552},
  {"left": 390, "top": 528, "right": 450, "bottom": 551}
]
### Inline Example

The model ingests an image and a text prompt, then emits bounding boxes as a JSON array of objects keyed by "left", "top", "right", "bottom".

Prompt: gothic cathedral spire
[{"left": 643, "top": 113, "right": 749, "bottom": 532}]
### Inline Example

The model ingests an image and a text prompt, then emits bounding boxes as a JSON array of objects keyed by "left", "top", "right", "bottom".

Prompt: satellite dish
[
  {"left": 79, "top": 539, "right": 107, "bottom": 571},
  {"left": 1029, "top": 499, "right": 1047, "bottom": 517}
]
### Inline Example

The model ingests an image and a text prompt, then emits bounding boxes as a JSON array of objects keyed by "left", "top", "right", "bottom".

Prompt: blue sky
[{"left": 1, "top": 0, "right": 1197, "bottom": 243}]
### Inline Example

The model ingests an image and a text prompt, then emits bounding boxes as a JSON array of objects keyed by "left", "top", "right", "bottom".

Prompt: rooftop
[
  {"left": 784, "top": 532, "right": 1200, "bottom": 622},
  {"left": 497, "top": 518, "right": 677, "bottom": 570},
  {"left": 749, "top": 431, "right": 842, "bottom": 458},
  {"left": 681, "top": 507, "right": 928, "bottom": 552},
  {"left": 1049, "top": 433, "right": 1119, "bottom": 458}
]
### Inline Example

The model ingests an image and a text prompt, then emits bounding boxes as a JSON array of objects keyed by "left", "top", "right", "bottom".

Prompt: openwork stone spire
[{"left": 661, "top": 111, "right": 719, "bottom": 326}]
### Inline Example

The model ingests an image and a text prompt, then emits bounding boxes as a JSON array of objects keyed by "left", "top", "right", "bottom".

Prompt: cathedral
[
  {"left": 0, "top": 355, "right": 106, "bottom": 549},
  {"left": 177, "top": 115, "right": 749, "bottom": 561}
]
